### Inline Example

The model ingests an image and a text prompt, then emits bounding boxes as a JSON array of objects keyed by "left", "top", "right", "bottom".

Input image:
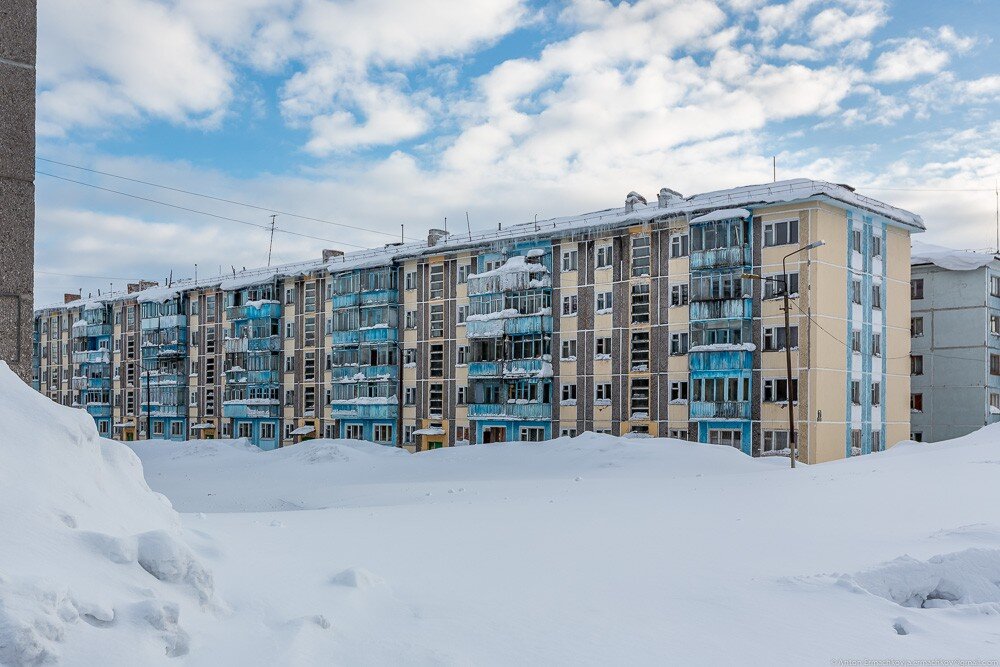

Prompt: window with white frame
[
  {"left": 763, "top": 219, "right": 798, "bottom": 247},
  {"left": 457, "top": 305, "right": 468, "bottom": 324},
  {"left": 458, "top": 264, "right": 472, "bottom": 283},
  {"left": 669, "top": 429, "right": 687, "bottom": 440},
  {"left": 373, "top": 425, "right": 392, "bottom": 443},
  {"left": 630, "top": 378, "right": 650, "bottom": 413},
  {"left": 763, "top": 378, "right": 798, "bottom": 402},
  {"left": 405, "top": 271, "right": 417, "bottom": 290},
  {"left": 850, "top": 229, "right": 862, "bottom": 253},
  {"left": 404, "top": 348, "right": 417, "bottom": 365},
  {"left": 708, "top": 429, "right": 741, "bottom": 448},
  {"left": 429, "top": 264, "right": 444, "bottom": 299},
  {"left": 237, "top": 422, "right": 252, "bottom": 438},
  {"left": 670, "top": 332, "right": 689, "bottom": 355},
  {"left": 762, "top": 430, "right": 789, "bottom": 454},
  {"left": 561, "top": 339, "right": 577, "bottom": 360},
  {"left": 285, "top": 321, "right": 295, "bottom": 338},
  {"left": 631, "top": 236, "right": 651, "bottom": 277},
  {"left": 429, "top": 384, "right": 444, "bottom": 415},
  {"left": 560, "top": 428, "right": 577, "bottom": 438},
  {"left": 596, "top": 383, "right": 612, "bottom": 402},
  {"left": 852, "top": 280, "right": 862, "bottom": 304},
  {"left": 561, "top": 384, "right": 577, "bottom": 402},
  {"left": 596, "top": 291, "right": 612, "bottom": 312},
  {"left": 631, "top": 331, "right": 650, "bottom": 368},
  {"left": 872, "top": 332, "right": 882, "bottom": 356},
  {"left": 430, "top": 305, "right": 444, "bottom": 337},
  {"left": 763, "top": 325, "right": 798, "bottom": 351},
  {"left": 404, "top": 387, "right": 416, "bottom": 405},
  {"left": 851, "top": 330, "right": 862, "bottom": 353},
  {"left": 520, "top": 427, "right": 545, "bottom": 442},
  {"left": 261, "top": 422, "right": 275, "bottom": 440},
  {"left": 562, "top": 294, "right": 578, "bottom": 316},
  {"left": 851, "top": 380, "right": 861, "bottom": 405},
  {"left": 670, "top": 381, "right": 688, "bottom": 401},
  {"left": 596, "top": 337, "right": 612, "bottom": 356},
  {"left": 872, "top": 283, "right": 882, "bottom": 309},
  {"left": 457, "top": 386, "right": 467, "bottom": 405},
  {"left": 911, "top": 355, "right": 923, "bottom": 375},
  {"left": 631, "top": 283, "right": 650, "bottom": 323},
  {"left": 457, "top": 345, "right": 468, "bottom": 365},
  {"left": 670, "top": 233, "right": 689, "bottom": 258},
  {"left": 561, "top": 250, "right": 579, "bottom": 271},
  {"left": 596, "top": 244, "right": 613, "bottom": 268},
  {"left": 764, "top": 273, "right": 799, "bottom": 299},
  {"left": 871, "top": 235, "right": 882, "bottom": 257},
  {"left": 406, "top": 310, "right": 416, "bottom": 329},
  {"left": 670, "top": 283, "right": 688, "bottom": 306},
  {"left": 404, "top": 425, "right": 415, "bottom": 443}
]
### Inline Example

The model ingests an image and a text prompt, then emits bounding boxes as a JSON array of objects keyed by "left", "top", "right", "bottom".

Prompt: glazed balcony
[
  {"left": 224, "top": 369, "right": 280, "bottom": 385},
  {"left": 224, "top": 335, "right": 281, "bottom": 353},
  {"left": 689, "top": 245, "right": 751, "bottom": 270},
  {"left": 85, "top": 404, "right": 112, "bottom": 418},
  {"left": 140, "top": 314, "right": 187, "bottom": 330},
  {"left": 222, "top": 401, "right": 281, "bottom": 419},
  {"left": 466, "top": 314, "right": 552, "bottom": 339},
  {"left": 225, "top": 301, "right": 282, "bottom": 321},
  {"left": 688, "top": 349, "right": 754, "bottom": 372},
  {"left": 467, "top": 402, "right": 553, "bottom": 420},
  {"left": 328, "top": 401, "right": 398, "bottom": 420},
  {"left": 72, "top": 376, "right": 111, "bottom": 390},
  {"left": 71, "top": 323, "right": 111, "bottom": 338},
  {"left": 468, "top": 359, "right": 551, "bottom": 378},
  {"left": 72, "top": 350, "right": 110, "bottom": 364},
  {"left": 140, "top": 404, "right": 186, "bottom": 418}
]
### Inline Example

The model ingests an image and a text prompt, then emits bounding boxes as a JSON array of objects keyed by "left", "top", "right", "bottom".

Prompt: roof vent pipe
[
  {"left": 657, "top": 187, "right": 684, "bottom": 208},
  {"left": 428, "top": 228, "right": 449, "bottom": 246},
  {"left": 625, "top": 191, "right": 647, "bottom": 212}
]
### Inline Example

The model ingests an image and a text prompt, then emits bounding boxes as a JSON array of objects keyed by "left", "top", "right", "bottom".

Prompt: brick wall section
[{"left": 0, "top": 0, "right": 36, "bottom": 380}]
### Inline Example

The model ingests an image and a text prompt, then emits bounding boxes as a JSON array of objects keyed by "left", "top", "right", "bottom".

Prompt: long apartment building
[
  {"left": 33, "top": 178, "right": 923, "bottom": 462},
  {"left": 909, "top": 242, "right": 1000, "bottom": 442}
]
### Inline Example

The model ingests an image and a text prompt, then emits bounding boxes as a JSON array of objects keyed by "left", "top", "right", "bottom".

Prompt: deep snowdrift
[{"left": 0, "top": 363, "right": 216, "bottom": 665}]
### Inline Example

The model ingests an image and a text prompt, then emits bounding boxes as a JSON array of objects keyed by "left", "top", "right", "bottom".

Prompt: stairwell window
[
  {"left": 631, "top": 332, "right": 650, "bottom": 368},
  {"left": 429, "top": 344, "right": 444, "bottom": 377},
  {"left": 429, "top": 384, "right": 444, "bottom": 415},
  {"left": 430, "top": 305, "right": 444, "bottom": 337},
  {"left": 871, "top": 382, "right": 881, "bottom": 407},
  {"left": 630, "top": 379, "right": 650, "bottom": 413},
  {"left": 631, "top": 284, "right": 650, "bottom": 323},
  {"left": 631, "top": 236, "right": 651, "bottom": 277}
]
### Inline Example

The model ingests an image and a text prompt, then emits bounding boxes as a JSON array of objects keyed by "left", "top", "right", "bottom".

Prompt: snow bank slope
[{"left": 0, "top": 363, "right": 215, "bottom": 665}]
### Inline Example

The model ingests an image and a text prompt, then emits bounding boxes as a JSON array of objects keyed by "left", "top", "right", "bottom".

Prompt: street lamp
[{"left": 743, "top": 240, "right": 824, "bottom": 468}]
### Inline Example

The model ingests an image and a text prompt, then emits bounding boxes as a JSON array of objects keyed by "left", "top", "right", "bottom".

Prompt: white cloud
[
  {"left": 809, "top": 3, "right": 887, "bottom": 48},
  {"left": 870, "top": 37, "right": 951, "bottom": 82}
]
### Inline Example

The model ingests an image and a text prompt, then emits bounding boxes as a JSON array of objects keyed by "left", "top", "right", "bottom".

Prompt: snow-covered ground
[{"left": 4, "top": 361, "right": 1000, "bottom": 665}]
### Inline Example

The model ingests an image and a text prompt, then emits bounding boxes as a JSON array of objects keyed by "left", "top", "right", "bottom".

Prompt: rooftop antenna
[
  {"left": 267, "top": 214, "right": 277, "bottom": 267},
  {"left": 194, "top": 263, "right": 198, "bottom": 283},
  {"left": 466, "top": 212, "right": 472, "bottom": 240},
  {"left": 498, "top": 222, "right": 502, "bottom": 231},
  {"left": 444, "top": 216, "right": 448, "bottom": 234},
  {"left": 534, "top": 213, "right": 539, "bottom": 232},
  {"left": 772, "top": 156, "right": 776, "bottom": 183},
  {"left": 400, "top": 224, "right": 404, "bottom": 244}
]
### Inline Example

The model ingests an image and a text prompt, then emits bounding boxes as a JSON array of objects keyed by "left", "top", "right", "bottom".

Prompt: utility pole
[{"left": 267, "top": 214, "right": 277, "bottom": 267}]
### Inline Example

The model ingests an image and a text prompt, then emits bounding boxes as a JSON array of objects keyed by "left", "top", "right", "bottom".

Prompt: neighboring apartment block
[
  {"left": 33, "top": 178, "right": 923, "bottom": 462},
  {"left": 909, "top": 242, "right": 1000, "bottom": 442}
]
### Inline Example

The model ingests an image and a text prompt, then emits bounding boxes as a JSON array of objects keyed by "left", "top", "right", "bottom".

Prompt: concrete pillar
[{"left": 0, "top": 0, "right": 36, "bottom": 381}]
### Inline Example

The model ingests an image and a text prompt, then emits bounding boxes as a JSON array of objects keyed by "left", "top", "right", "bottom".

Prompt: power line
[
  {"left": 857, "top": 185, "right": 996, "bottom": 192},
  {"left": 35, "top": 270, "right": 140, "bottom": 281},
  {"left": 36, "top": 157, "right": 421, "bottom": 241},
  {"left": 35, "top": 170, "right": 370, "bottom": 248}
]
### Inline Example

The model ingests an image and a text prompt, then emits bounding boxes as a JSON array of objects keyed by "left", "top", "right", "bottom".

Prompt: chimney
[
  {"left": 625, "top": 191, "right": 647, "bottom": 212},
  {"left": 427, "top": 228, "right": 449, "bottom": 246},
  {"left": 63, "top": 293, "right": 81, "bottom": 304},
  {"left": 322, "top": 249, "right": 344, "bottom": 262},
  {"left": 128, "top": 280, "right": 158, "bottom": 294},
  {"left": 657, "top": 187, "right": 684, "bottom": 208}
]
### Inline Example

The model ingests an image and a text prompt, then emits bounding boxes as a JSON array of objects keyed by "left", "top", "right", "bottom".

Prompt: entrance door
[{"left": 483, "top": 427, "right": 506, "bottom": 444}]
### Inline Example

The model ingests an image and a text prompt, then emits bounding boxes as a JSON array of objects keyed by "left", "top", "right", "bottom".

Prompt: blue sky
[{"left": 33, "top": 0, "right": 1000, "bottom": 305}]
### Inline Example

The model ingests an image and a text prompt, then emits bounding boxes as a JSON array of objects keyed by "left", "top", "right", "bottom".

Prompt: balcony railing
[
  {"left": 225, "top": 302, "right": 282, "bottom": 321},
  {"left": 140, "top": 404, "right": 187, "bottom": 418},
  {"left": 72, "top": 377, "right": 111, "bottom": 390},
  {"left": 688, "top": 350, "right": 754, "bottom": 372},
  {"left": 224, "top": 335, "right": 281, "bottom": 353},
  {"left": 466, "top": 314, "right": 552, "bottom": 339},
  {"left": 222, "top": 401, "right": 281, "bottom": 419},
  {"left": 72, "top": 350, "right": 110, "bottom": 364},
  {"left": 468, "top": 359, "right": 550, "bottom": 378},
  {"left": 689, "top": 400, "right": 751, "bottom": 420},
  {"left": 72, "top": 324, "right": 112, "bottom": 338},
  {"left": 467, "top": 402, "right": 553, "bottom": 420},
  {"left": 360, "top": 327, "right": 398, "bottom": 343},
  {"left": 224, "top": 369, "right": 280, "bottom": 385},
  {"left": 328, "top": 402, "right": 398, "bottom": 420},
  {"left": 85, "top": 404, "right": 112, "bottom": 417},
  {"left": 689, "top": 246, "right": 751, "bottom": 270}
]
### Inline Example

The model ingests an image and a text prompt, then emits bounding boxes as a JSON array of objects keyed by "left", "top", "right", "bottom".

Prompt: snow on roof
[
  {"left": 37, "top": 178, "right": 922, "bottom": 314},
  {"left": 290, "top": 425, "right": 316, "bottom": 436},
  {"left": 689, "top": 208, "right": 751, "bottom": 224},
  {"left": 911, "top": 241, "right": 996, "bottom": 271},
  {"left": 413, "top": 427, "right": 446, "bottom": 436}
]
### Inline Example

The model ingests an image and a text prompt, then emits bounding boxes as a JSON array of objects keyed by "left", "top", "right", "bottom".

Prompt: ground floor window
[
  {"left": 669, "top": 429, "right": 687, "bottom": 440},
  {"left": 762, "top": 430, "right": 789, "bottom": 454},
  {"left": 850, "top": 428, "right": 862, "bottom": 455},
  {"left": 237, "top": 422, "right": 252, "bottom": 438},
  {"left": 560, "top": 428, "right": 577, "bottom": 438},
  {"left": 345, "top": 424, "right": 363, "bottom": 440},
  {"left": 98, "top": 420, "right": 109, "bottom": 435},
  {"left": 373, "top": 424, "right": 393, "bottom": 443},
  {"left": 520, "top": 427, "right": 545, "bottom": 442},
  {"left": 153, "top": 420, "right": 164, "bottom": 436},
  {"left": 708, "top": 429, "right": 741, "bottom": 449},
  {"left": 170, "top": 421, "right": 184, "bottom": 437},
  {"left": 911, "top": 432, "right": 923, "bottom": 442},
  {"left": 260, "top": 422, "right": 275, "bottom": 440},
  {"left": 324, "top": 424, "right": 336, "bottom": 438},
  {"left": 872, "top": 430, "right": 882, "bottom": 453}
]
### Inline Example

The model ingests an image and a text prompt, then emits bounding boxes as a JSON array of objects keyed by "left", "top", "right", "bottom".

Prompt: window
[
  {"left": 596, "top": 383, "right": 612, "bottom": 402},
  {"left": 992, "top": 276, "right": 1000, "bottom": 297},
  {"left": 285, "top": 288, "right": 295, "bottom": 305},
  {"left": 561, "top": 250, "right": 578, "bottom": 272},
  {"left": 708, "top": 429, "right": 741, "bottom": 449},
  {"left": 991, "top": 393, "right": 1000, "bottom": 412},
  {"left": 561, "top": 384, "right": 577, "bottom": 402},
  {"left": 911, "top": 431, "right": 922, "bottom": 442},
  {"left": 261, "top": 423, "right": 275, "bottom": 440},
  {"left": 429, "top": 384, "right": 444, "bottom": 415},
  {"left": 765, "top": 273, "right": 799, "bottom": 299},
  {"left": 304, "top": 317, "right": 316, "bottom": 346},
  {"left": 170, "top": 422, "right": 183, "bottom": 437},
  {"left": 457, "top": 345, "right": 468, "bottom": 365},
  {"left": 596, "top": 244, "right": 613, "bottom": 268},
  {"left": 457, "top": 305, "right": 468, "bottom": 325},
  {"left": 631, "top": 236, "right": 651, "bottom": 277},
  {"left": 670, "top": 332, "right": 689, "bottom": 355},
  {"left": 520, "top": 427, "right": 545, "bottom": 442},
  {"left": 430, "top": 305, "right": 444, "bottom": 337},
  {"left": 596, "top": 291, "right": 613, "bottom": 312},
  {"left": 561, "top": 339, "right": 577, "bottom": 360},
  {"left": 631, "top": 284, "right": 650, "bottom": 323},
  {"left": 991, "top": 314, "right": 1000, "bottom": 335},
  {"left": 763, "top": 325, "right": 798, "bottom": 351},
  {"left": 871, "top": 382, "right": 881, "bottom": 407},
  {"left": 560, "top": 428, "right": 577, "bottom": 438},
  {"left": 911, "top": 279, "right": 924, "bottom": 299},
  {"left": 238, "top": 422, "right": 252, "bottom": 438},
  {"left": 404, "top": 387, "right": 416, "bottom": 405},
  {"left": 345, "top": 424, "right": 363, "bottom": 440},
  {"left": 872, "top": 284, "right": 882, "bottom": 310},
  {"left": 405, "top": 271, "right": 417, "bottom": 290},
  {"left": 850, "top": 229, "right": 862, "bottom": 253},
  {"left": 562, "top": 294, "right": 578, "bottom": 316},
  {"left": 851, "top": 380, "right": 861, "bottom": 405},
  {"left": 911, "top": 393, "right": 923, "bottom": 411},
  {"left": 457, "top": 386, "right": 467, "bottom": 405},
  {"left": 851, "top": 280, "right": 862, "bottom": 305},
  {"left": 763, "top": 219, "right": 798, "bottom": 247},
  {"left": 871, "top": 235, "right": 882, "bottom": 257},
  {"left": 405, "top": 310, "right": 416, "bottom": 329},
  {"left": 373, "top": 425, "right": 392, "bottom": 443},
  {"left": 284, "top": 356, "right": 294, "bottom": 372},
  {"left": 404, "top": 425, "right": 415, "bottom": 443},
  {"left": 630, "top": 378, "right": 650, "bottom": 413},
  {"left": 285, "top": 389, "right": 294, "bottom": 406},
  {"left": 670, "top": 234, "right": 689, "bottom": 258},
  {"left": 304, "top": 352, "right": 316, "bottom": 381},
  {"left": 762, "top": 430, "right": 789, "bottom": 454},
  {"left": 763, "top": 378, "right": 798, "bottom": 402},
  {"left": 911, "top": 355, "right": 923, "bottom": 375},
  {"left": 670, "top": 283, "right": 688, "bottom": 306},
  {"left": 871, "top": 333, "right": 882, "bottom": 356},
  {"left": 429, "top": 264, "right": 444, "bottom": 299},
  {"left": 631, "top": 332, "right": 650, "bottom": 368},
  {"left": 458, "top": 264, "right": 472, "bottom": 284},
  {"left": 430, "top": 344, "right": 444, "bottom": 377},
  {"left": 670, "top": 381, "right": 688, "bottom": 401},
  {"left": 304, "top": 283, "right": 317, "bottom": 312},
  {"left": 285, "top": 322, "right": 295, "bottom": 339},
  {"left": 911, "top": 317, "right": 924, "bottom": 337},
  {"left": 596, "top": 337, "right": 612, "bottom": 356},
  {"left": 992, "top": 354, "right": 1000, "bottom": 376},
  {"left": 404, "top": 348, "right": 417, "bottom": 365}
]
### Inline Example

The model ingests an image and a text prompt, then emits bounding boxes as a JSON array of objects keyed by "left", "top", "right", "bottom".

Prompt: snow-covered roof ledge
[
  {"left": 689, "top": 208, "right": 751, "bottom": 224},
  {"left": 911, "top": 241, "right": 996, "bottom": 271}
]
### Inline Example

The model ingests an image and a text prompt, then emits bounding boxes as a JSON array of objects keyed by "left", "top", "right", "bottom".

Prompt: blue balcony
[
  {"left": 72, "top": 324, "right": 111, "bottom": 338},
  {"left": 225, "top": 369, "right": 280, "bottom": 384},
  {"left": 466, "top": 314, "right": 552, "bottom": 339},
  {"left": 468, "top": 402, "right": 553, "bottom": 420},
  {"left": 468, "top": 359, "right": 549, "bottom": 377},
  {"left": 85, "top": 404, "right": 112, "bottom": 417},
  {"left": 224, "top": 335, "right": 281, "bottom": 353},
  {"left": 689, "top": 299, "right": 752, "bottom": 321},
  {"left": 331, "top": 293, "right": 359, "bottom": 308},
  {"left": 468, "top": 361, "right": 502, "bottom": 376},
  {"left": 223, "top": 402, "right": 281, "bottom": 419},
  {"left": 690, "top": 246, "right": 751, "bottom": 270},
  {"left": 360, "top": 327, "right": 398, "bottom": 343},
  {"left": 141, "top": 404, "right": 186, "bottom": 418},
  {"left": 361, "top": 290, "right": 398, "bottom": 306},
  {"left": 689, "top": 401, "right": 751, "bottom": 420},
  {"left": 156, "top": 343, "right": 186, "bottom": 358},
  {"left": 329, "top": 402, "right": 398, "bottom": 419},
  {"left": 331, "top": 330, "right": 360, "bottom": 345},
  {"left": 688, "top": 350, "right": 754, "bottom": 372},
  {"left": 72, "top": 377, "right": 111, "bottom": 390},
  {"left": 226, "top": 302, "right": 282, "bottom": 321},
  {"left": 73, "top": 350, "right": 111, "bottom": 364}
]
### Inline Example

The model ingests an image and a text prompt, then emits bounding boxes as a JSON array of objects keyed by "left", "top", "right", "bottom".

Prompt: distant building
[
  {"left": 0, "top": 0, "right": 36, "bottom": 382},
  {"left": 909, "top": 242, "right": 1000, "bottom": 442},
  {"left": 34, "top": 178, "right": 922, "bottom": 462}
]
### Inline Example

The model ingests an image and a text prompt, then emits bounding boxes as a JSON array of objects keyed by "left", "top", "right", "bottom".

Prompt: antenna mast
[{"left": 267, "top": 214, "right": 277, "bottom": 267}]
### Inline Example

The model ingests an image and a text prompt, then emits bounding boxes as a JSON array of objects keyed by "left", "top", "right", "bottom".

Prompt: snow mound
[
  {"left": 841, "top": 548, "right": 1000, "bottom": 609},
  {"left": 271, "top": 439, "right": 410, "bottom": 465},
  {"left": 329, "top": 568, "right": 388, "bottom": 590},
  {"left": 0, "top": 362, "right": 216, "bottom": 664}
]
